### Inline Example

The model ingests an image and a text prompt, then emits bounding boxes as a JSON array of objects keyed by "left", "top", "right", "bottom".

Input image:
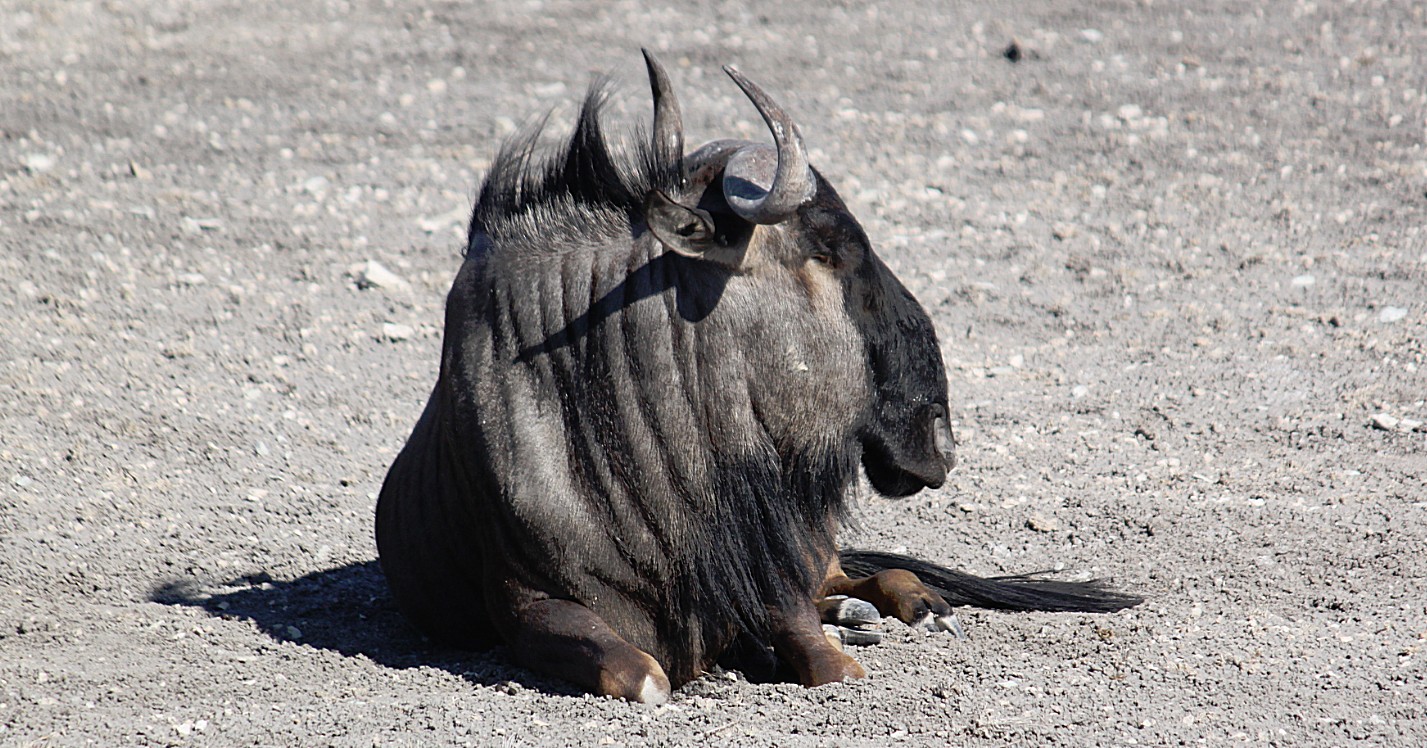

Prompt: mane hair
[
  {"left": 469, "top": 80, "right": 681, "bottom": 254},
  {"left": 665, "top": 446, "right": 854, "bottom": 683}
]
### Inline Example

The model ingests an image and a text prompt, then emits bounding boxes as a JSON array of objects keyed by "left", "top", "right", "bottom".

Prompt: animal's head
[{"left": 639, "top": 52, "right": 956, "bottom": 497}]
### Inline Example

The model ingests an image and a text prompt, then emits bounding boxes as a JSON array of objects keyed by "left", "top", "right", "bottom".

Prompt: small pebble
[
  {"left": 302, "top": 175, "right": 330, "bottom": 196},
  {"left": 181, "top": 216, "right": 223, "bottom": 234},
  {"left": 382, "top": 323, "right": 415, "bottom": 341},
  {"left": 1003, "top": 40, "right": 1022, "bottom": 63},
  {"left": 1378, "top": 306, "right": 1407, "bottom": 323},
  {"left": 356, "top": 260, "right": 407, "bottom": 291},
  {"left": 22, "top": 153, "right": 56, "bottom": 173},
  {"left": 1027, "top": 514, "right": 1062, "bottom": 532},
  {"left": 1370, "top": 413, "right": 1399, "bottom": 431},
  {"left": 1292, "top": 274, "right": 1315, "bottom": 287}
]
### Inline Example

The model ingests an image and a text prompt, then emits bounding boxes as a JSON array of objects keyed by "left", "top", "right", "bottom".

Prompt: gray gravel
[{"left": 2, "top": 0, "right": 1425, "bottom": 745}]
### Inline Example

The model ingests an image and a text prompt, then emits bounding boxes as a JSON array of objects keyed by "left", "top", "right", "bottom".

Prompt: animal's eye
[{"left": 810, "top": 249, "right": 837, "bottom": 267}]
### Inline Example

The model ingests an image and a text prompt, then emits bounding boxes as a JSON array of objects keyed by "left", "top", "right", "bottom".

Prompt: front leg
[
  {"left": 769, "top": 597, "right": 867, "bottom": 687},
  {"left": 819, "top": 556, "right": 959, "bottom": 632}
]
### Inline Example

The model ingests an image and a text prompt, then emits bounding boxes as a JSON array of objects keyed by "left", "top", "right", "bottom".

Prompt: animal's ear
[
  {"left": 646, "top": 190, "right": 751, "bottom": 270},
  {"left": 645, "top": 190, "right": 716, "bottom": 257}
]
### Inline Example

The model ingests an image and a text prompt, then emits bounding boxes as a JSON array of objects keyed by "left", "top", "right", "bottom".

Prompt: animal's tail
[{"left": 838, "top": 549, "right": 1143, "bottom": 613}]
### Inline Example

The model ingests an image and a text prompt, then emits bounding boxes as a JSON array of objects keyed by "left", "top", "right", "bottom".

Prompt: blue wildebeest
[{"left": 376, "top": 52, "right": 1140, "bottom": 703}]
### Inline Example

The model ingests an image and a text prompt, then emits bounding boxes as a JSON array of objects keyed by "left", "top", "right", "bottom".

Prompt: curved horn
[
  {"left": 721, "top": 65, "right": 815, "bottom": 224},
  {"left": 642, "top": 49, "right": 685, "bottom": 183}
]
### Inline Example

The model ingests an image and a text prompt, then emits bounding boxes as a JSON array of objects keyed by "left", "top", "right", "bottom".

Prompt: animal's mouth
[{"left": 860, "top": 404, "right": 956, "bottom": 498}]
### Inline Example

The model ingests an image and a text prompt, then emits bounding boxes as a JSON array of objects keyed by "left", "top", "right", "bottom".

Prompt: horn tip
[{"left": 721, "top": 65, "right": 768, "bottom": 105}]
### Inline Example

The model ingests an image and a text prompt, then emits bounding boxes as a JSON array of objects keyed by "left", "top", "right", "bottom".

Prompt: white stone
[
  {"left": 1379, "top": 306, "right": 1407, "bottom": 323},
  {"left": 357, "top": 260, "right": 407, "bottom": 290},
  {"left": 1370, "top": 413, "right": 1399, "bottom": 431},
  {"left": 22, "top": 153, "right": 56, "bottom": 173},
  {"left": 382, "top": 323, "right": 415, "bottom": 341}
]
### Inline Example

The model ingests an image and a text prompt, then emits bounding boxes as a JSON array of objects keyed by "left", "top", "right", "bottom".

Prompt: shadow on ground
[{"left": 150, "top": 561, "right": 578, "bottom": 695}]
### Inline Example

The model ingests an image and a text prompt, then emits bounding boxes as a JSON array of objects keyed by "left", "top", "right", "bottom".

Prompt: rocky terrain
[{"left": 2, "top": 0, "right": 1423, "bottom": 745}]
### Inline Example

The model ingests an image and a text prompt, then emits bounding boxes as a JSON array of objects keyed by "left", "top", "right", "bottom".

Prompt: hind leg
[
  {"left": 376, "top": 391, "right": 502, "bottom": 648},
  {"left": 819, "top": 557, "right": 960, "bottom": 633},
  {"left": 504, "top": 596, "right": 671, "bottom": 704}
]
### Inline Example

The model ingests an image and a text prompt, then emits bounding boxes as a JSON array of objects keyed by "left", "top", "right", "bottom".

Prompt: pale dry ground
[{"left": 2, "top": 1, "right": 1424, "bottom": 746}]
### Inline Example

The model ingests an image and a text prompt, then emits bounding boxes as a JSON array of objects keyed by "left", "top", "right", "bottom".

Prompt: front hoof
[
  {"left": 821, "top": 595, "right": 882, "bottom": 627},
  {"left": 914, "top": 611, "right": 966, "bottom": 640},
  {"left": 823, "top": 623, "right": 884, "bottom": 647}
]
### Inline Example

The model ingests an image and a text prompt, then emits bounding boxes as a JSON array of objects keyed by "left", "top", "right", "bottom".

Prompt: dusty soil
[{"left": 3, "top": 0, "right": 1425, "bottom": 745}]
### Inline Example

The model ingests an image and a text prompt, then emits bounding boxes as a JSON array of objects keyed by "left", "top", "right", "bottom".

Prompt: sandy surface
[{"left": 3, "top": 0, "right": 1425, "bottom": 745}]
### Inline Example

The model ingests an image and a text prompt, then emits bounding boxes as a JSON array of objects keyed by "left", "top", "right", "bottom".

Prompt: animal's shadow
[{"left": 150, "top": 561, "right": 581, "bottom": 696}]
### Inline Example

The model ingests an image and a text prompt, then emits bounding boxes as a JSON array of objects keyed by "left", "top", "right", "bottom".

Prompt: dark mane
[{"left": 468, "top": 81, "right": 680, "bottom": 254}]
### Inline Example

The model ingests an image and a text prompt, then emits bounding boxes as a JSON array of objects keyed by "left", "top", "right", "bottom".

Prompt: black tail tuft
[{"left": 838, "top": 550, "right": 1143, "bottom": 613}]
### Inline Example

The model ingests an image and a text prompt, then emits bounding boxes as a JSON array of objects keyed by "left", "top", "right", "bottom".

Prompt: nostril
[
  {"left": 932, "top": 416, "right": 951, "bottom": 453},
  {"left": 924, "top": 404, "right": 957, "bottom": 471},
  {"left": 934, "top": 416, "right": 957, "bottom": 470}
]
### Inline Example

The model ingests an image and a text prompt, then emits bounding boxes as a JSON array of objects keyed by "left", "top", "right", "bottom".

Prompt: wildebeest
[{"left": 376, "top": 51, "right": 1140, "bottom": 704}]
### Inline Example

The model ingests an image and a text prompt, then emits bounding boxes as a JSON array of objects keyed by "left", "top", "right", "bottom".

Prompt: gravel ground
[{"left": 2, "top": 1, "right": 1424, "bottom": 745}]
